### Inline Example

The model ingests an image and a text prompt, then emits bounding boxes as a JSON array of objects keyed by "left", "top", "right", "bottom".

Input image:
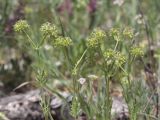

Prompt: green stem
[
  {"left": 97, "top": 46, "right": 111, "bottom": 119},
  {"left": 74, "top": 49, "right": 88, "bottom": 69},
  {"left": 23, "top": 30, "right": 37, "bottom": 48},
  {"left": 114, "top": 40, "right": 119, "bottom": 51},
  {"left": 105, "top": 74, "right": 111, "bottom": 120},
  {"left": 63, "top": 47, "right": 73, "bottom": 69},
  {"left": 127, "top": 55, "right": 135, "bottom": 87},
  {"left": 38, "top": 34, "right": 48, "bottom": 48},
  {"left": 72, "top": 49, "right": 87, "bottom": 95},
  {"left": 119, "top": 65, "right": 131, "bottom": 86}
]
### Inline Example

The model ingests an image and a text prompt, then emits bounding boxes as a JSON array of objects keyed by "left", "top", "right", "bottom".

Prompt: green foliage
[
  {"left": 70, "top": 97, "right": 81, "bottom": 118},
  {"left": 40, "top": 94, "right": 54, "bottom": 120},
  {"left": 13, "top": 20, "right": 149, "bottom": 119}
]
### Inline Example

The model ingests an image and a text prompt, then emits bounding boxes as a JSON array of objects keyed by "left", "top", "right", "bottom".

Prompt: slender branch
[{"left": 23, "top": 30, "right": 37, "bottom": 48}]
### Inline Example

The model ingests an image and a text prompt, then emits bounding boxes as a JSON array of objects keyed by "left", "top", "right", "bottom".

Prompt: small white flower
[
  {"left": 55, "top": 61, "right": 62, "bottom": 67},
  {"left": 113, "top": 0, "right": 124, "bottom": 6},
  {"left": 134, "top": 14, "right": 144, "bottom": 24},
  {"left": 88, "top": 74, "right": 98, "bottom": 80},
  {"left": 78, "top": 78, "right": 86, "bottom": 85},
  {"left": 44, "top": 44, "right": 52, "bottom": 50},
  {"left": 4, "top": 63, "right": 12, "bottom": 70}
]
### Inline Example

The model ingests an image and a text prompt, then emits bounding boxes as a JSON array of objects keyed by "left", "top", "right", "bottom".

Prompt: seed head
[{"left": 14, "top": 20, "right": 30, "bottom": 32}]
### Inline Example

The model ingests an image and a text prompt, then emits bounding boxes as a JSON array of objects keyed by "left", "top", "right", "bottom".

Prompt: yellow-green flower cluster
[
  {"left": 123, "top": 27, "right": 134, "bottom": 39},
  {"left": 109, "top": 28, "right": 121, "bottom": 41},
  {"left": 104, "top": 49, "right": 126, "bottom": 66},
  {"left": 54, "top": 36, "right": 73, "bottom": 47},
  {"left": 104, "top": 49, "right": 116, "bottom": 65},
  {"left": 114, "top": 52, "right": 126, "bottom": 66},
  {"left": 14, "top": 20, "right": 29, "bottom": 32},
  {"left": 40, "top": 22, "right": 58, "bottom": 38},
  {"left": 86, "top": 37, "right": 99, "bottom": 48},
  {"left": 104, "top": 49, "right": 116, "bottom": 59},
  {"left": 87, "top": 28, "right": 106, "bottom": 48},
  {"left": 91, "top": 28, "right": 106, "bottom": 40},
  {"left": 130, "top": 46, "right": 144, "bottom": 57}
]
